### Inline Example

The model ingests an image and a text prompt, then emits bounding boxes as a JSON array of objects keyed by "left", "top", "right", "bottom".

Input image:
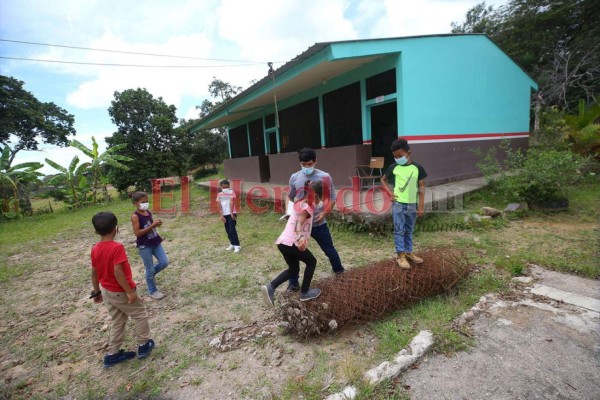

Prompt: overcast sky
[{"left": 0, "top": 0, "right": 508, "bottom": 174}]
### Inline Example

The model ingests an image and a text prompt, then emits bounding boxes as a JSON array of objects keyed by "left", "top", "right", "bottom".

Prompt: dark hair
[
  {"left": 296, "top": 180, "right": 324, "bottom": 202},
  {"left": 92, "top": 212, "right": 118, "bottom": 235},
  {"left": 390, "top": 139, "right": 410, "bottom": 152},
  {"left": 219, "top": 179, "right": 230, "bottom": 186},
  {"left": 131, "top": 191, "right": 148, "bottom": 202},
  {"left": 298, "top": 148, "right": 317, "bottom": 163}
]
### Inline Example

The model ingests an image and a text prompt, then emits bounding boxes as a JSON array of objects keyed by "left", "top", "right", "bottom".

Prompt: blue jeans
[
  {"left": 289, "top": 222, "right": 344, "bottom": 287},
  {"left": 138, "top": 244, "right": 169, "bottom": 294},
  {"left": 392, "top": 202, "right": 417, "bottom": 253}
]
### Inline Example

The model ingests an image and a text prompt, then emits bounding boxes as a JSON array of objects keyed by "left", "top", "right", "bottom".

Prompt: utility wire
[
  {"left": 0, "top": 38, "right": 285, "bottom": 64},
  {"left": 0, "top": 56, "right": 264, "bottom": 68}
]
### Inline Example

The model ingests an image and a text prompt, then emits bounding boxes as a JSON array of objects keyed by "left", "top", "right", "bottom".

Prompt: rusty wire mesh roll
[{"left": 277, "top": 248, "right": 471, "bottom": 336}]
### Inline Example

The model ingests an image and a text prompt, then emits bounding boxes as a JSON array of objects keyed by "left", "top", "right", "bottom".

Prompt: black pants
[
  {"left": 223, "top": 214, "right": 240, "bottom": 246},
  {"left": 271, "top": 243, "right": 317, "bottom": 293}
]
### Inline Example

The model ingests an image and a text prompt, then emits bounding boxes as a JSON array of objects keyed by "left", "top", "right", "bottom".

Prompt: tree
[
  {"left": 45, "top": 156, "right": 91, "bottom": 209},
  {"left": 70, "top": 137, "right": 132, "bottom": 203},
  {"left": 106, "top": 88, "right": 180, "bottom": 192},
  {"left": 452, "top": 0, "right": 600, "bottom": 111},
  {"left": 0, "top": 75, "right": 76, "bottom": 168},
  {"left": 1, "top": 146, "right": 43, "bottom": 217},
  {"left": 196, "top": 77, "right": 242, "bottom": 118}
]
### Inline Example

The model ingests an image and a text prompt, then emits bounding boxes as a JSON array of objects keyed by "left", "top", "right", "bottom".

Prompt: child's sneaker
[
  {"left": 286, "top": 283, "right": 300, "bottom": 292},
  {"left": 103, "top": 349, "right": 136, "bottom": 368},
  {"left": 300, "top": 288, "right": 321, "bottom": 301},
  {"left": 261, "top": 284, "right": 275, "bottom": 307},
  {"left": 149, "top": 291, "right": 165, "bottom": 300},
  {"left": 225, "top": 244, "right": 235, "bottom": 251},
  {"left": 233, "top": 246, "right": 241, "bottom": 253},
  {"left": 137, "top": 339, "right": 155, "bottom": 359}
]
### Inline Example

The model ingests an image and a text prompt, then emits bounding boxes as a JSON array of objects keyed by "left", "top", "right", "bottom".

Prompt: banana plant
[
  {"left": 45, "top": 156, "right": 91, "bottom": 209},
  {"left": 1, "top": 146, "right": 44, "bottom": 217},
  {"left": 69, "top": 137, "right": 131, "bottom": 203}
]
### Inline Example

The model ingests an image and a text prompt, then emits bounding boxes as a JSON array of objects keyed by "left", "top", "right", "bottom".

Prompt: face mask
[
  {"left": 222, "top": 188, "right": 232, "bottom": 194},
  {"left": 316, "top": 200, "right": 324, "bottom": 209},
  {"left": 139, "top": 202, "right": 150, "bottom": 211},
  {"left": 395, "top": 156, "right": 408, "bottom": 165},
  {"left": 302, "top": 166, "right": 315, "bottom": 175}
]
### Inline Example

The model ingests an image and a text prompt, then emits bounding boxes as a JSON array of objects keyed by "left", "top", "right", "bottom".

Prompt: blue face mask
[
  {"left": 301, "top": 166, "right": 315, "bottom": 175},
  {"left": 395, "top": 156, "right": 408, "bottom": 165}
]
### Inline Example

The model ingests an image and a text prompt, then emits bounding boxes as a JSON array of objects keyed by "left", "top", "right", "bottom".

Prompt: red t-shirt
[{"left": 90, "top": 241, "right": 136, "bottom": 292}]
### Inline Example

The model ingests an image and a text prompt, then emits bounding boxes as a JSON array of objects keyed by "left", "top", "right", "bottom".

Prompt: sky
[{"left": 0, "top": 0, "right": 508, "bottom": 174}]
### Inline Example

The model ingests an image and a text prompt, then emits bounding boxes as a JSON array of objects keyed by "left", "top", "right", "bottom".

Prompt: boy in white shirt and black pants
[{"left": 216, "top": 180, "right": 241, "bottom": 253}]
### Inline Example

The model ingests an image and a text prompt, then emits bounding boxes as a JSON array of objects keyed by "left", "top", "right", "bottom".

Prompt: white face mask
[
  {"left": 316, "top": 200, "right": 324, "bottom": 209},
  {"left": 222, "top": 188, "right": 232, "bottom": 194},
  {"left": 139, "top": 202, "right": 150, "bottom": 211}
]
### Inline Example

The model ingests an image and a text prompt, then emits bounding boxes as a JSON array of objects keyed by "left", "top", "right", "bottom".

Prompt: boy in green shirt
[{"left": 381, "top": 139, "right": 428, "bottom": 269}]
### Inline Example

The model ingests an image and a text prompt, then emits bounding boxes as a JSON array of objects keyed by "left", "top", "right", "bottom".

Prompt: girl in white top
[{"left": 261, "top": 180, "right": 324, "bottom": 305}]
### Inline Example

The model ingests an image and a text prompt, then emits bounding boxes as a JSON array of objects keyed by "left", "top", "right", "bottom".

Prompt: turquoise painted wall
[
  {"left": 221, "top": 35, "right": 537, "bottom": 142},
  {"left": 397, "top": 35, "right": 536, "bottom": 135}
]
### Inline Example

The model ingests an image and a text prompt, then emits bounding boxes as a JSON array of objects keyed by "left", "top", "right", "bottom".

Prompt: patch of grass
[
  {"left": 372, "top": 268, "right": 508, "bottom": 358},
  {"left": 354, "top": 378, "right": 410, "bottom": 400},
  {"left": 280, "top": 350, "right": 332, "bottom": 400}
]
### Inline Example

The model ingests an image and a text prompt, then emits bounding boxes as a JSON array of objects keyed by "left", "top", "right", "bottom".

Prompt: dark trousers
[
  {"left": 223, "top": 214, "right": 240, "bottom": 246},
  {"left": 271, "top": 243, "right": 317, "bottom": 293},
  {"left": 289, "top": 222, "right": 343, "bottom": 286}
]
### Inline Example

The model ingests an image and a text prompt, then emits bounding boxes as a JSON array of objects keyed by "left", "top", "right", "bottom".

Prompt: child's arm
[
  {"left": 114, "top": 263, "right": 138, "bottom": 303},
  {"left": 294, "top": 210, "right": 310, "bottom": 251},
  {"left": 91, "top": 267, "right": 103, "bottom": 304},
  {"left": 417, "top": 179, "right": 426, "bottom": 217},
  {"left": 131, "top": 213, "right": 160, "bottom": 237},
  {"left": 230, "top": 196, "right": 236, "bottom": 220},
  {"left": 380, "top": 175, "right": 394, "bottom": 201},
  {"left": 216, "top": 194, "right": 226, "bottom": 222}
]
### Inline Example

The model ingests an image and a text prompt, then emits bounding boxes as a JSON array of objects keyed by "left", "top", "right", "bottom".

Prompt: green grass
[{"left": 0, "top": 172, "right": 598, "bottom": 399}]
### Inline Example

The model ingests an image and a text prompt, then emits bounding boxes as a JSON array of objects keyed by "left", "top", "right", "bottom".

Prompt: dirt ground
[{"left": 1, "top": 191, "right": 598, "bottom": 399}]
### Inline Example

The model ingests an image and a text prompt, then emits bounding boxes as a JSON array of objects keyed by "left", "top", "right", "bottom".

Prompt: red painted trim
[
  {"left": 363, "top": 140, "right": 372, "bottom": 144},
  {"left": 399, "top": 132, "right": 529, "bottom": 141}
]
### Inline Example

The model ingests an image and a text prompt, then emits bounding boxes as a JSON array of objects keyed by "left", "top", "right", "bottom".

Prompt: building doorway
[
  {"left": 267, "top": 130, "right": 278, "bottom": 154},
  {"left": 370, "top": 101, "right": 397, "bottom": 166}
]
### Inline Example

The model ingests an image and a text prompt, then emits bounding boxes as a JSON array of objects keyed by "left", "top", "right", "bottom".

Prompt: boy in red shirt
[{"left": 90, "top": 211, "right": 155, "bottom": 368}]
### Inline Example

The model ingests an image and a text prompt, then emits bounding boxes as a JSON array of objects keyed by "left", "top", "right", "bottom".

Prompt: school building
[{"left": 191, "top": 34, "right": 538, "bottom": 187}]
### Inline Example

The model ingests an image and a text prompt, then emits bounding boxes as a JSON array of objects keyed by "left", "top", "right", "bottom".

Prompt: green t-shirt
[{"left": 384, "top": 162, "right": 427, "bottom": 204}]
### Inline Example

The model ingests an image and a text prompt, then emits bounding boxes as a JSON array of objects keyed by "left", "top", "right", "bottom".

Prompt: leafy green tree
[
  {"left": 0, "top": 146, "right": 43, "bottom": 217},
  {"left": 69, "top": 136, "right": 132, "bottom": 203},
  {"left": 106, "top": 88, "right": 180, "bottom": 192},
  {"left": 45, "top": 156, "right": 91, "bottom": 209},
  {"left": 0, "top": 75, "right": 76, "bottom": 168},
  {"left": 452, "top": 0, "right": 600, "bottom": 111}
]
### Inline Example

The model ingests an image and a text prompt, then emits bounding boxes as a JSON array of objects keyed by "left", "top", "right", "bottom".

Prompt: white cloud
[{"left": 217, "top": 0, "right": 358, "bottom": 63}]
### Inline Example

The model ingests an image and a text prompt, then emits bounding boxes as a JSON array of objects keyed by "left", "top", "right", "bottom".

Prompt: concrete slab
[
  {"left": 530, "top": 284, "right": 600, "bottom": 313},
  {"left": 529, "top": 263, "right": 600, "bottom": 300},
  {"left": 402, "top": 302, "right": 600, "bottom": 400}
]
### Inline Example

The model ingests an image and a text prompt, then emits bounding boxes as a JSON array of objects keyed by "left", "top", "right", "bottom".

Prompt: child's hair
[
  {"left": 131, "top": 191, "right": 148, "bottom": 203},
  {"left": 390, "top": 139, "right": 410, "bottom": 152},
  {"left": 92, "top": 212, "right": 118, "bottom": 235},
  {"left": 219, "top": 179, "right": 230, "bottom": 186},
  {"left": 296, "top": 180, "right": 324, "bottom": 202},
  {"left": 298, "top": 148, "right": 317, "bottom": 162}
]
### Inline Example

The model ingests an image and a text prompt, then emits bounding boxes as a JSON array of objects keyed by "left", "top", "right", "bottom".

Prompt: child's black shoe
[
  {"left": 261, "top": 284, "right": 275, "bottom": 307},
  {"left": 103, "top": 349, "right": 136, "bottom": 368},
  {"left": 300, "top": 288, "right": 321, "bottom": 302},
  {"left": 137, "top": 339, "right": 155, "bottom": 359}
]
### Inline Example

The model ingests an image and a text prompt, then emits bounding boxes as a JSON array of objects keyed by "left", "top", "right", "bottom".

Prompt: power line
[
  {"left": 0, "top": 38, "right": 284, "bottom": 64},
  {"left": 0, "top": 56, "right": 264, "bottom": 68}
]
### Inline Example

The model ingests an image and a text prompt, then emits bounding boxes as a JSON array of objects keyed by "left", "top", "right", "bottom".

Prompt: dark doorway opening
[
  {"left": 370, "top": 101, "right": 397, "bottom": 166},
  {"left": 267, "top": 131, "right": 278, "bottom": 154}
]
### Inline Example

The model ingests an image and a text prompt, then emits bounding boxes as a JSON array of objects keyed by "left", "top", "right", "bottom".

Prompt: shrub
[{"left": 497, "top": 148, "right": 589, "bottom": 206}]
